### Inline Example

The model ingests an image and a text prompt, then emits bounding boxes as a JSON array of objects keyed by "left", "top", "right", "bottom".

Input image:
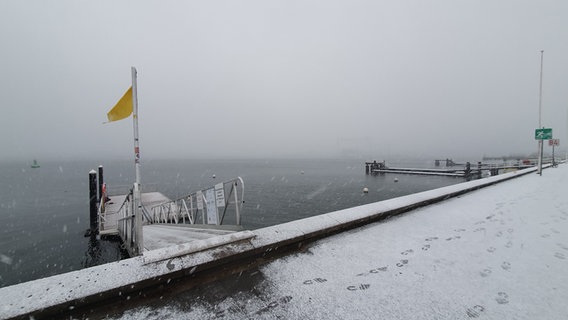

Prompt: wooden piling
[
  {"left": 89, "top": 170, "right": 98, "bottom": 236},
  {"left": 98, "top": 165, "right": 104, "bottom": 202}
]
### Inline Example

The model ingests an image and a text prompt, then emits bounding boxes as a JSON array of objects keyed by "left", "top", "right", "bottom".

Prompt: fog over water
[{"left": 1, "top": 1, "right": 568, "bottom": 161}]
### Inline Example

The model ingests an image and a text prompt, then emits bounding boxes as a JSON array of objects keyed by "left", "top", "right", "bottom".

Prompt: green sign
[{"left": 535, "top": 128, "right": 552, "bottom": 140}]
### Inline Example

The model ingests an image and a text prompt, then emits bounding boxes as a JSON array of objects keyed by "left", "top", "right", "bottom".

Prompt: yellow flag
[{"left": 107, "top": 86, "right": 133, "bottom": 122}]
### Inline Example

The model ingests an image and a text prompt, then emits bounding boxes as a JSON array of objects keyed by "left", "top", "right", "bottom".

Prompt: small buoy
[
  {"left": 363, "top": 187, "right": 369, "bottom": 194},
  {"left": 394, "top": 177, "right": 399, "bottom": 182},
  {"left": 300, "top": 170, "right": 305, "bottom": 175},
  {"left": 212, "top": 174, "right": 216, "bottom": 179}
]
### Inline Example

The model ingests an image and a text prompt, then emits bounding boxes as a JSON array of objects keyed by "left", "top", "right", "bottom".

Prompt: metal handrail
[
  {"left": 149, "top": 177, "right": 245, "bottom": 226},
  {"left": 113, "top": 187, "right": 141, "bottom": 256},
  {"left": 141, "top": 204, "right": 152, "bottom": 223},
  {"left": 97, "top": 196, "right": 106, "bottom": 232}
]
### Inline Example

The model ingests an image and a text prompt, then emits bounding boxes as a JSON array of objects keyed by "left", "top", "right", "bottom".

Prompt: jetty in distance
[{"left": 364, "top": 158, "right": 548, "bottom": 179}]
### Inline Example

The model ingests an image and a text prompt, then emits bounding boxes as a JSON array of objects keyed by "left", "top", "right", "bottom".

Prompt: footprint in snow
[
  {"left": 479, "top": 268, "right": 492, "bottom": 277},
  {"left": 501, "top": 261, "right": 511, "bottom": 271},
  {"left": 466, "top": 305, "right": 485, "bottom": 318},
  {"left": 253, "top": 295, "right": 293, "bottom": 315},
  {"left": 495, "top": 292, "right": 509, "bottom": 304},
  {"left": 396, "top": 259, "right": 409, "bottom": 267},
  {"left": 401, "top": 249, "right": 414, "bottom": 256},
  {"left": 487, "top": 247, "right": 496, "bottom": 253},
  {"left": 347, "top": 284, "right": 370, "bottom": 291},
  {"left": 554, "top": 252, "right": 565, "bottom": 260},
  {"left": 303, "top": 278, "right": 327, "bottom": 285},
  {"left": 421, "top": 244, "right": 431, "bottom": 251},
  {"left": 425, "top": 237, "right": 438, "bottom": 242},
  {"left": 367, "top": 266, "right": 388, "bottom": 274}
]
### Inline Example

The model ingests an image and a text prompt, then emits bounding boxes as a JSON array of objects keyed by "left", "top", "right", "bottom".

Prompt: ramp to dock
[
  {"left": 102, "top": 191, "right": 244, "bottom": 252},
  {"left": 143, "top": 224, "right": 243, "bottom": 251}
]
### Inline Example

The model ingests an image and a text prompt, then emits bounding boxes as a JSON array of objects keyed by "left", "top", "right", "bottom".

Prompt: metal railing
[
  {"left": 111, "top": 184, "right": 145, "bottom": 256},
  {"left": 97, "top": 196, "right": 107, "bottom": 232},
  {"left": 97, "top": 185, "right": 116, "bottom": 234},
  {"left": 149, "top": 177, "right": 245, "bottom": 227}
]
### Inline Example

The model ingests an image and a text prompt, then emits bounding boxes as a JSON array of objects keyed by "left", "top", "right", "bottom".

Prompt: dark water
[{"left": 0, "top": 158, "right": 465, "bottom": 288}]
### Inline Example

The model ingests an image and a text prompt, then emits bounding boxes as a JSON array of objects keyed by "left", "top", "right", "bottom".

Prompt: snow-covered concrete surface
[
  {"left": 0, "top": 165, "right": 562, "bottom": 319},
  {"left": 143, "top": 225, "right": 240, "bottom": 251},
  {"left": 0, "top": 231, "right": 258, "bottom": 320},
  {"left": 112, "top": 165, "right": 568, "bottom": 320}
]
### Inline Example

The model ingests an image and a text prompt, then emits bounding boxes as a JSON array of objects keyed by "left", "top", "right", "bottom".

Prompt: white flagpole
[
  {"left": 132, "top": 67, "right": 141, "bottom": 186},
  {"left": 131, "top": 66, "right": 143, "bottom": 254},
  {"left": 537, "top": 50, "right": 544, "bottom": 176}
]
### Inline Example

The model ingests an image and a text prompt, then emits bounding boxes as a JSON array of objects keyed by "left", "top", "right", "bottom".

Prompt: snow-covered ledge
[{"left": 0, "top": 166, "right": 539, "bottom": 319}]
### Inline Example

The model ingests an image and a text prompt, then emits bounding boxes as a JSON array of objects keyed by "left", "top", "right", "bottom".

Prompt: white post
[
  {"left": 132, "top": 66, "right": 143, "bottom": 254},
  {"left": 234, "top": 182, "right": 240, "bottom": 225},
  {"left": 537, "top": 50, "right": 544, "bottom": 176}
]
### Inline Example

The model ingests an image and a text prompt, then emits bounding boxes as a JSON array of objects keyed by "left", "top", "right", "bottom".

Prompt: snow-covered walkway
[{"left": 117, "top": 165, "right": 568, "bottom": 320}]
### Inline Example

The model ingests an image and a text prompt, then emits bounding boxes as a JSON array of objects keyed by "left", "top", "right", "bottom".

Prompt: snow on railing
[
  {"left": 97, "top": 196, "right": 106, "bottom": 232},
  {"left": 149, "top": 177, "right": 245, "bottom": 226},
  {"left": 113, "top": 186, "right": 144, "bottom": 256}
]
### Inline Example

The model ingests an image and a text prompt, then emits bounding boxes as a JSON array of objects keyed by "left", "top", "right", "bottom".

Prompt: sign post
[
  {"left": 549, "top": 139, "right": 560, "bottom": 166},
  {"left": 535, "top": 128, "right": 553, "bottom": 174}
]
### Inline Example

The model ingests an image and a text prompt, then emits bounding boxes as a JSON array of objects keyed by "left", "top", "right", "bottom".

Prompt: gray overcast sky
[{"left": 1, "top": 0, "right": 567, "bottom": 161}]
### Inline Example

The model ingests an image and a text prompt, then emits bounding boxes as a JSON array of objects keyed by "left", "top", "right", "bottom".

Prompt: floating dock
[
  {"left": 365, "top": 160, "right": 536, "bottom": 178},
  {"left": 375, "top": 167, "right": 468, "bottom": 177}
]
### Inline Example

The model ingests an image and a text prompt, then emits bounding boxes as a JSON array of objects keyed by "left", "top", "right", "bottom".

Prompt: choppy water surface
[{"left": 0, "top": 158, "right": 465, "bottom": 287}]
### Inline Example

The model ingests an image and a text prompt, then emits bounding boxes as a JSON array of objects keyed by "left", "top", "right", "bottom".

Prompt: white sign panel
[
  {"left": 205, "top": 188, "right": 218, "bottom": 224},
  {"left": 196, "top": 191, "right": 204, "bottom": 210},
  {"left": 215, "top": 183, "right": 225, "bottom": 207}
]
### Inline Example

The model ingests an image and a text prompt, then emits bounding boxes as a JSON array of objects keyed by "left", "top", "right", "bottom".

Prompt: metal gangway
[
  {"left": 148, "top": 177, "right": 245, "bottom": 227},
  {"left": 97, "top": 177, "right": 245, "bottom": 257}
]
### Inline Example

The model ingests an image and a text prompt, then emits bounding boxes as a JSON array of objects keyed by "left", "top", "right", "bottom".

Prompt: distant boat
[{"left": 31, "top": 160, "right": 40, "bottom": 168}]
